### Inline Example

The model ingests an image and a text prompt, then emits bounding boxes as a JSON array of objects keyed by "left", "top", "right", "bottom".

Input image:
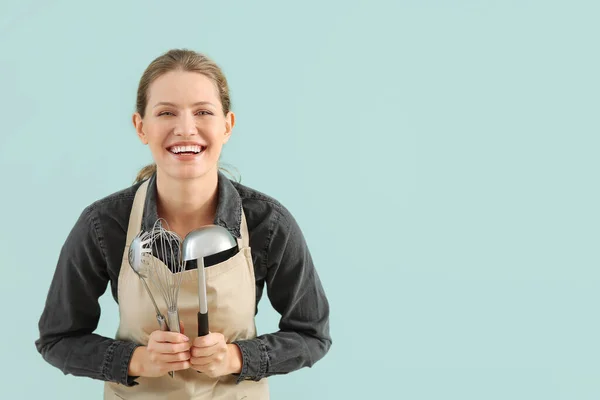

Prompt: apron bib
[{"left": 103, "top": 179, "right": 269, "bottom": 399}]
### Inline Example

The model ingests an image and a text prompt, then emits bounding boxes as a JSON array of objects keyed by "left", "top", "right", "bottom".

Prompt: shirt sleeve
[
  {"left": 34, "top": 205, "right": 141, "bottom": 386},
  {"left": 233, "top": 207, "right": 332, "bottom": 382}
]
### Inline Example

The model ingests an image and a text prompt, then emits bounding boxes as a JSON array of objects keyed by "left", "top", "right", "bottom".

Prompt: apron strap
[
  {"left": 239, "top": 206, "right": 250, "bottom": 248},
  {"left": 126, "top": 179, "right": 150, "bottom": 245}
]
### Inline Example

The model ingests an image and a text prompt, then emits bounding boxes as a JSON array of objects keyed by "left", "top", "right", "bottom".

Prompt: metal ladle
[
  {"left": 128, "top": 231, "right": 169, "bottom": 331},
  {"left": 181, "top": 225, "right": 238, "bottom": 337}
]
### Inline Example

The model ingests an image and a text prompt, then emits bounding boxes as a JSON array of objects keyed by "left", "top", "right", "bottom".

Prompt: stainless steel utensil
[
  {"left": 128, "top": 228, "right": 174, "bottom": 378},
  {"left": 143, "top": 219, "right": 186, "bottom": 378},
  {"left": 128, "top": 231, "right": 169, "bottom": 332},
  {"left": 181, "top": 225, "right": 238, "bottom": 337},
  {"left": 145, "top": 219, "right": 185, "bottom": 333}
]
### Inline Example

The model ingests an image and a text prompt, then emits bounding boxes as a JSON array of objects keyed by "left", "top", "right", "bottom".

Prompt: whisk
[
  {"left": 144, "top": 219, "right": 186, "bottom": 352},
  {"left": 128, "top": 223, "right": 184, "bottom": 378}
]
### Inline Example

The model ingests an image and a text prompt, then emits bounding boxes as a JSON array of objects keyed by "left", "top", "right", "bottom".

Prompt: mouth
[{"left": 167, "top": 144, "right": 206, "bottom": 156}]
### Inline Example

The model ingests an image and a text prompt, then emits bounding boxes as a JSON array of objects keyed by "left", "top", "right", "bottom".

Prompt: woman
[{"left": 35, "top": 49, "right": 332, "bottom": 399}]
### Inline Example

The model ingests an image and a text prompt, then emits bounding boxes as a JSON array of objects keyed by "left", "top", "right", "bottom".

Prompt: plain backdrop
[{"left": 1, "top": 0, "right": 599, "bottom": 399}]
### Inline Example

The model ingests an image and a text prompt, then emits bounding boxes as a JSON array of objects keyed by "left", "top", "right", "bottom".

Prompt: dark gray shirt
[{"left": 35, "top": 171, "right": 332, "bottom": 386}]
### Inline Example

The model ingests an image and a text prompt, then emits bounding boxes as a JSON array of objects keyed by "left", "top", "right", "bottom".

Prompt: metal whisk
[
  {"left": 136, "top": 218, "right": 186, "bottom": 378},
  {"left": 145, "top": 219, "right": 186, "bottom": 336}
]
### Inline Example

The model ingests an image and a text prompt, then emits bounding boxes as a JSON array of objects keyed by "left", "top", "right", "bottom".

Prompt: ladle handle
[
  {"left": 194, "top": 312, "right": 210, "bottom": 375},
  {"left": 197, "top": 312, "right": 209, "bottom": 336}
]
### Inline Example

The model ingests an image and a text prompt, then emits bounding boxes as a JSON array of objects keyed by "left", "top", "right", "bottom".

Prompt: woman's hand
[
  {"left": 190, "top": 332, "right": 242, "bottom": 378},
  {"left": 128, "top": 328, "right": 191, "bottom": 378}
]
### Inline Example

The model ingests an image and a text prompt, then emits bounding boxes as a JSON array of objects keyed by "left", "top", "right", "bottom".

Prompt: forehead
[{"left": 147, "top": 70, "right": 219, "bottom": 105}]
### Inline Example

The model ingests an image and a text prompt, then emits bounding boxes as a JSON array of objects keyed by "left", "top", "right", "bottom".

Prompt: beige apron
[{"left": 104, "top": 179, "right": 269, "bottom": 399}]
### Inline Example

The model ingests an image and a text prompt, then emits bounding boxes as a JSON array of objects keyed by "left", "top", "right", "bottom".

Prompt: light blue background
[{"left": 1, "top": 0, "right": 599, "bottom": 398}]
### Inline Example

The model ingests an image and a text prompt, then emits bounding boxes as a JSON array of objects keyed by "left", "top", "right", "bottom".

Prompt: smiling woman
[
  {"left": 132, "top": 50, "right": 235, "bottom": 186},
  {"left": 34, "top": 49, "right": 332, "bottom": 400}
]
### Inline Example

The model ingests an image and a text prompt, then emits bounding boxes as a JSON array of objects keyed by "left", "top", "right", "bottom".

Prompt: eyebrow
[{"left": 152, "top": 101, "right": 216, "bottom": 108}]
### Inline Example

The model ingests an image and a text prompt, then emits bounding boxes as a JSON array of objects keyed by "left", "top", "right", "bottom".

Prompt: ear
[
  {"left": 132, "top": 112, "right": 148, "bottom": 145},
  {"left": 223, "top": 111, "right": 235, "bottom": 144}
]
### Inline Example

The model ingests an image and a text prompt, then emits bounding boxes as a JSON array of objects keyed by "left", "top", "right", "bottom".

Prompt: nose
[{"left": 173, "top": 112, "right": 197, "bottom": 136}]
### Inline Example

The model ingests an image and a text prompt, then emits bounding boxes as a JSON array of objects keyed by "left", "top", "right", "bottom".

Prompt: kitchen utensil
[
  {"left": 145, "top": 219, "right": 186, "bottom": 334},
  {"left": 144, "top": 219, "right": 186, "bottom": 378},
  {"left": 128, "top": 230, "right": 169, "bottom": 332},
  {"left": 181, "top": 225, "right": 238, "bottom": 337}
]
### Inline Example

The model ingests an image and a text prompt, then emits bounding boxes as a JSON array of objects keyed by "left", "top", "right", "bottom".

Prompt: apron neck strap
[
  {"left": 126, "top": 179, "right": 150, "bottom": 245},
  {"left": 239, "top": 206, "right": 250, "bottom": 248}
]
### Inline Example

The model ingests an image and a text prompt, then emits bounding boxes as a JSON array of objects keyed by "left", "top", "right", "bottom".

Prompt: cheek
[
  {"left": 206, "top": 139, "right": 225, "bottom": 153},
  {"left": 202, "top": 118, "right": 227, "bottom": 136},
  {"left": 144, "top": 124, "right": 170, "bottom": 143}
]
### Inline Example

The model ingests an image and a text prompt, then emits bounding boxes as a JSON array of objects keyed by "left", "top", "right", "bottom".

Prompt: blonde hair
[{"left": 133, "top": 49, "right": 239, "bottom": 183}]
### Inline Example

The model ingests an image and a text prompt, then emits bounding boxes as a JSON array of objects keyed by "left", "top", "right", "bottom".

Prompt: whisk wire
[{"left": 144, "top": 219, "right": 186, "bottom": 332}]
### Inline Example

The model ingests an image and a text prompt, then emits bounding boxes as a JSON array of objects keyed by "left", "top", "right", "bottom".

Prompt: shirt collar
[{"left": 141, "top": 170, "right": 242, "bottom": 239}]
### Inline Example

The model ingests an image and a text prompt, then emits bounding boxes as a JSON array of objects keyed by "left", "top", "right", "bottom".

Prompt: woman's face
[{"left": 133, "top": 70, "right": 234, "bottom": 181}]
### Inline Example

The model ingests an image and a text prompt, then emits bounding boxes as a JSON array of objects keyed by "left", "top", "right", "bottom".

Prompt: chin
[{"left": 160, "top": 164, "right": 215, "bottom": 181}]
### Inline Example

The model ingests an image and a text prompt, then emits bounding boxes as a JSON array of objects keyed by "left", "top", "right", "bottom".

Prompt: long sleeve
[
  {"left": 234, "top": 207, "right": 332, "bottom": 381},
  {"left": 34, "top": 206, "right": 140, "bottom": 386}
]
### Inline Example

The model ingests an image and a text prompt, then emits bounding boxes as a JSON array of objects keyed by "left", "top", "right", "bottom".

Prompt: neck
[{"left": 155, "top": 168, "right": 219, "bottom": 235}]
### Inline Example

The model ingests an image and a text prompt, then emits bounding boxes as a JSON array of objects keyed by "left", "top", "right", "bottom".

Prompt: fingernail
[{"left": 183, "top": 336, "right": 189, "bottom": 341}]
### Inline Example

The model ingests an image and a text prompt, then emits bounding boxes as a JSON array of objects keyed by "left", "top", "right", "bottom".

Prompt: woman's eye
[{"left": 157, "top": 110, "right": 212, "bottom": 117}]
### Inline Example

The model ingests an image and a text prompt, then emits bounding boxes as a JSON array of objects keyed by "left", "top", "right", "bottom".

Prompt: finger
[
  {"left": 155, "top": 351, "right": 191, "bottom": 363},
  {"left": 190, "top": 343, "right": 223, "bottom": 358},
  {"left": 191, "top": 362, "right": 219, "bottom": 377},
  {"left": 190, "top": 353, "right": 225, "bottom": 367},
  {"left": 190, "top": 347, "right": 226, "bottom": 365},
  {"left": 150, "top": 341, "right": 192, "bottom": 354},
  {"left": 151, "top": 330, "right": 189, "bottom": 344},
  {"left": 190, "top": 355, "right": 218, "bottom": 367},
  {"left": 192, "top": 332, "right": 219, "bottom": 348},
  {"left": 180, "top": 320, "right": 185, "bottom": 335}
]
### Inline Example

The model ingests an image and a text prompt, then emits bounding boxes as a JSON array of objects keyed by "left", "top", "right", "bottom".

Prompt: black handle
[{"left": 197, "top": 312, "right": 209, "bottom": 336}]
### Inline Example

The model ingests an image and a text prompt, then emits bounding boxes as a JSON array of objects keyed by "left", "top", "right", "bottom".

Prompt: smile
[{"left": 167, "top": 145, "right": 206, "bottom": 155}]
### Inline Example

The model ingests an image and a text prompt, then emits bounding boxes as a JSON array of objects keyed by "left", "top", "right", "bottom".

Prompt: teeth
[{"left": 170, "top": 145, "right": 202, "bottom": 154}]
